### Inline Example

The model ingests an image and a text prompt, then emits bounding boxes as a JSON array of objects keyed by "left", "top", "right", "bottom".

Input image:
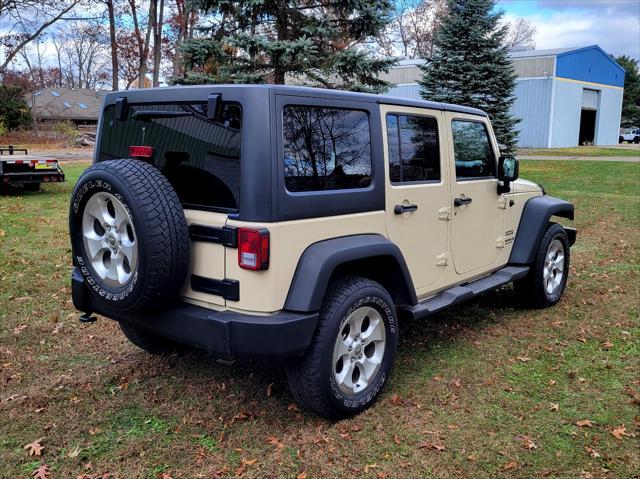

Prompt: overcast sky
[{"left": 498, "top": 0, "right": 640, "bottom": 60}]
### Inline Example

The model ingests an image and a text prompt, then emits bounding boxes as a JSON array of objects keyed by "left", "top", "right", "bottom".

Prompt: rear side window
[
  {"left": 386, "top": 114, "right": 440, "bottom": 183},
  {"left": 98, "top": 102, "right": 242, "bottom": 211},
  {"left": 283, "top": 106, "right": 372, "bottom": 192},
  {"left": 451, "top": 120, "right": 495, "bottom": 179}
]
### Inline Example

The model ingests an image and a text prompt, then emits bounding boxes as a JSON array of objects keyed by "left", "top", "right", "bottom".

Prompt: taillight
[
  {"left": 238, "top": 228, "right": 269, "bottom": 271},
  {"left": 129, "top": 145, "right": 154, "bottom": 158}
]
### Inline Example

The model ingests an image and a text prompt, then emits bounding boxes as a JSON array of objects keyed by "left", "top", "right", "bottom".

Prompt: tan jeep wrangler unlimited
[{"left": 69, "top": 85, "right": 576, "bottom": 418}]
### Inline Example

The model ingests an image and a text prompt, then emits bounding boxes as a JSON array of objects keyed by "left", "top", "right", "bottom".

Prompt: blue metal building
[{"left": 380, "top": 45, "right": 626, "bottom": 148}]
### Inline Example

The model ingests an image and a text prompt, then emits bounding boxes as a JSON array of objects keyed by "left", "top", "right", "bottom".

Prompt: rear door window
[
  {"left": 283, "top": 106, "right": 372, "bottom": 192},
  {"left": 99, "top": 102, "right": 242, "bottom": 211},
  {"left": 386, "top": 114, "right": 440, "bottom": 183}
]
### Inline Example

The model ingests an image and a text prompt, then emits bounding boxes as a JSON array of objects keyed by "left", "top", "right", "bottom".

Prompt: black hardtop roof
[{"left": 103, "top": 84, "right": 488, "bottom": 117}]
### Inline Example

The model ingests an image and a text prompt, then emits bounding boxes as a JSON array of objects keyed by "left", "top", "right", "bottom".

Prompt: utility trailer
[{"left": 0, "top": 146, "right": 65, "bottom": 191}]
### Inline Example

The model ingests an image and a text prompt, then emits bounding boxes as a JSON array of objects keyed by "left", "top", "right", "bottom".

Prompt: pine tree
[
  {"left": 615, "top": 55, "right": 640, "bottom": 128},
  {"left": 418, "top": 0, "right": 519, "bottom": 150},
  {"left": 178, "top": 1, "right": 396, "bottom": 93}
]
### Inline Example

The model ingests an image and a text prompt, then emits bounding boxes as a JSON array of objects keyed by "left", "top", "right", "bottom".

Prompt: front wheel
[
  {"left": 286, "top": 276, "right": 398, "bottom": 419},
  {"left": 634, "top": 137, "right": 640, "bottom": 144},
  {"left": 514, "top": 223, "right": 570, "bottom": 308}
]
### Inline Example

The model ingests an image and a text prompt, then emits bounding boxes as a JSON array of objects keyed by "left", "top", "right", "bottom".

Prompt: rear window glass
[
  {"left": 98, "top": 102, "right": 242, "bottom": 211},
  {"left": 283, "top": 106, "right": 372, "bottom": 192}
]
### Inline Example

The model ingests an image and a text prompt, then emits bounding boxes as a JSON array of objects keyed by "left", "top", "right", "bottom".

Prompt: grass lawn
[
  {"left": 1, "top": 161, "right": 638, "bottom": 479},
  {"left": 518, "top": 147, "right": 640, "bottom": 158}
]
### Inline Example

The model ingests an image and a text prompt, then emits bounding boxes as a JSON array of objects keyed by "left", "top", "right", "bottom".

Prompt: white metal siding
[
  {"left": 549, "top": 79, "right": 583, "bottom": 147},
  {"left": 385, "top": 84, "right": 421, "bottom": 100},
  {"left": 581, "top": 89, "right": 599, "bottom": 110},
  {"left": 512, "top": 57, "right": 556, "bottom": 78},
  {"left": 594, "top": 87, "right": 624, "bottom": 145},
  {"left": 510, "top": 78, "right": 554, "bottom": 148}
]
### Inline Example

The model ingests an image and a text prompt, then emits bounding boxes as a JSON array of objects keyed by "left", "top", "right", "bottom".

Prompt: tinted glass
[
  {"left": 99, "top": 102, "right": 242, "bottom": 210},
  {"left": 386, "top": 114, "right": 440, "bottom": 182},
  {"left": 283, "top": 106, "right": 372, "bottom": 192},
  {"left": 451, "top": 120, "right": 495, "bottom": 179}
]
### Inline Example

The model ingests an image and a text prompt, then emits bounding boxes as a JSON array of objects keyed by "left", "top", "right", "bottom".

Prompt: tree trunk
[
  {"left": 152, "top": 0, "right": 164, "bottom": 87},
  {"left": 106, "top": 0, "right": 119, "bottom": 91}
]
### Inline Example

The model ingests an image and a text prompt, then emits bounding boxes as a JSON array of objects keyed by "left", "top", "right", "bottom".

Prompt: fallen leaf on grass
[
  {"left": 266, "top": 436, "right": 284, "bottom": 449},
  {"left": 580, "top": 471, "right": 594, "bottom": 478},
  {"left": 389, "top": 394, "right": 402, "bottom": 406},
  {"left": 419, "top": 441, "right": 445, "bottom": 452},
  {"left": 610, "top": 425, "right": 631, "bottom": 440},
  {"left": 32, "top": 465, "right": 50, "bottom": 479},
  {"left": 287, "top": 403, "right": 299, "bottom": 412},
  {"left": 548, "top": 380, "right": 556, "bottom": 386},
  {"left": 601, "top": 341, "right": 614, "bottom": 350},
  {"left": 158, "top": 473, "right": 173, "bottom": 479},
  {"left": 576, "top": 419, "right": 594, "bottom": 427},
  {"left": 515, "top": 435, "right": 537, "bottom": 450},
  {"left": 503, "top": 460, "right": 518, "bottom": 471},
  {"left": 517, "top": 356, "right": 531, "bottom": 363},
  {"left": 68, "top": 445, "right": 81, "bottom": 458},
  {"left": 297, "top": 472, "right": 307, "bottom": 479},
  {"left": 584, "top": 446, "right": 600, "bottom": 458},
  {"left": 549, "top": 403, "right": 559, "bottom": 412},
  {"left": 453, "top": 378, "right": 462, "bottom": 388},
  {"left": 364, "top": 464, "right": 378, "bottom": 473},
  {"left": 14, "top": 325, "right": 27, "bottom": 335},
  {"left": 24, "top": 437, "right": 45, "bottom": 456}
]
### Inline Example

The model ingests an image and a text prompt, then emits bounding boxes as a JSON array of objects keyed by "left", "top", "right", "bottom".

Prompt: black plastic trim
[
  {"left": 401, "top": 266, "right": 529, "bottom": 320},
  {"left": 71, "top": 268, "right": 316, "bottom": 360},
  {"left": 284, "top": 234, "right": 417, "bottom": 312},
  {"left": 191, "top": 275, "right": 240, "bottom": 301},
  {"left": 509, "top": 195, "right": 575, "bottom": 265},
  {"left": 189, "top": 224, "right": 237, "bottom": 247}
]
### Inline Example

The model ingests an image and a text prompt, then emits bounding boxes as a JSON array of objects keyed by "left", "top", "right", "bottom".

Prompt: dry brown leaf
[
  {"left": 390, "top": 394, "right": 402, "bottom": 405},
  {"left": 503, "top": 460, "right": 518, "bottom": 471},
  {"left": 517, "top": 356, "right": 531, "bottom": 363},
  {"left": 548, "top": 380, "right": 557, "bottom": 386},
  {"left": 549, "top": 403, "right": 559, "bottom": 412},
  {"left": 516, "top": 435, "right": 537, "bottom": 450},
  {"left": 287, "top": 403, "right": 299, "bottom": 412},
  {"left": 584, "top": 446, "right": 600, "bottom": 458},
  {"left": 24, "top": 437, "right": 45, "bottom": 456},
  {"left": 68, "top": 445, "right": 81, "bottom": 458},
  {"left": 601, "top": 341, "right": 614, "bottom": 350},
  {"left": 419, "top": 441, "right": 445, "bottom": 452},
  {"left": 32, "top": 464, "right": 50, "bottom": 479},
  {"left": 392, "top": 434, "right": 401, "bottom": 445},
  {"left": 296, "top": 472, "right": 308, "bottom": 479},
  {"left": 266, "top": 436, "right": 284, "bottom": 449},
  {"left": 159, "top": 473, "right": 173, "bottom": 479},
  {"left": 576, "top": 419, "right": 594, "bottom": 427},
  {"left": 610, "top": 424, "right": 631, "bottom": 440},
  {"left": 364, "top": 464, "right": 378, "bottom": 473},
  {"left": 580, "top": 471, "right": 594, "bottom": 478},
  {"left": 453, "top": 378, "right": 462, "bottom": 388}
]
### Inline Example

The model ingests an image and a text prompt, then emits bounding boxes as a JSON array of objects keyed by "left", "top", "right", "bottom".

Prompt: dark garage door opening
[{"left": 579, "top": 109, "right": 597, "bottom": 145}]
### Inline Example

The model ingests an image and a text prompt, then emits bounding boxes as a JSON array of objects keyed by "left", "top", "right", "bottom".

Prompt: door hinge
[
  {"left": 438, "top": 206, "right": 451, "bottom": 220},
  {"left": 496, "top": 237, "right": 506, "bottom": 248},
  {"left": 497, "top": 196, "right": 507, "bottom": 209},
  {"left": 436, "top": 252, "right": 448, "bottom": 266}
]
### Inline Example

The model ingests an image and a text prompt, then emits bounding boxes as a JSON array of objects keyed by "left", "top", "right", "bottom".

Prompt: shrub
[
  {"left": 0, "top": 85, "right": 33, "bottom": 131},
  {"left": 52, "top": 120, "right": 78, "bottom": 144}
]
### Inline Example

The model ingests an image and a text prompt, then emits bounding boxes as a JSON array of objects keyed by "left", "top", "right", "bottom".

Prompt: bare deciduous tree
[{"left": 503, "top": 17, "right": 536, "bottom": 51}]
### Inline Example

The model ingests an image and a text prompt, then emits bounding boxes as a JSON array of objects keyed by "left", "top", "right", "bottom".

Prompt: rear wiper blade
[{"left": 132, "top": 110, "right": 192, "bottom": 121}]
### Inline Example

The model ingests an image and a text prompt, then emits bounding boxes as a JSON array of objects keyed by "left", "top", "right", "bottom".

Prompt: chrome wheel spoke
[
  {"left": 81, "top": 192, "right": 138, "bottom": 288},
  {"left": 332, "top": 306, "right": 386, "bottom": 395},
  {"left": 543, "top": 239, "right": 565, "bottom": 296}
]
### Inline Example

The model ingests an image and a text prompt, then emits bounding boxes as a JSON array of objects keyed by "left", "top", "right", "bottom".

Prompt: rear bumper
[
  {"left": 71, "top": 268, "right": 318, "bottom": 360},
  {"left": 1, "top": 170, "right": 65, "bottom": 184}
]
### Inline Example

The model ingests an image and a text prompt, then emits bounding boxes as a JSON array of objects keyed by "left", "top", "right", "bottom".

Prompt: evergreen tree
[
  {"left": 615, "top": 55, "right": 640, "bottom": 128},
  {"left": 418, "top": 0, "right": 519, "bottom": 150},
  {"left": 178, "top": 1, "right": 396, "bottom": 93}
]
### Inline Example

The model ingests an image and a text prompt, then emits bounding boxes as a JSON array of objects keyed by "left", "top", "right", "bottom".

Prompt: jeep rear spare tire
[{"left": 69, "top": 159, "right": 189, "bottom": 314}]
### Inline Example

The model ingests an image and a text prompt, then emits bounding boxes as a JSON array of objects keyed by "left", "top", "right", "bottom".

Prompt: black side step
[{"left": 402, "top": 266, "right": 529, "bottom": 320}]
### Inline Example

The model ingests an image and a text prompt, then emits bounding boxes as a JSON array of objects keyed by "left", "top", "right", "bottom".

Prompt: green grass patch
[{"left": 519, "top": 146, "right": 640, "bottom": 157}]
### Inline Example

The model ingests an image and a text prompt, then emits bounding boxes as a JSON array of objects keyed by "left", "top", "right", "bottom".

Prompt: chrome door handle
[
  {"left": 453, "top": 197, "right": 472, "bottom": 207},
  {"left": 394, "top": 204, "right": 418, "bottom": 215}
]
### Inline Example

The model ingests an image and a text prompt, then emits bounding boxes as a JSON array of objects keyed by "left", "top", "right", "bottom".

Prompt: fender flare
[
  {"left": 284, "top": 234, "right": 417, "bottom": 313},
  {"left": 509, "top": 195, "right": 574, "bottom": 265}
]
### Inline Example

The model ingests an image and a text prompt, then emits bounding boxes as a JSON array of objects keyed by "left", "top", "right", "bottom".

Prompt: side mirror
[{"left": 497, "top": 156, "right": 519, "bottom": 194}]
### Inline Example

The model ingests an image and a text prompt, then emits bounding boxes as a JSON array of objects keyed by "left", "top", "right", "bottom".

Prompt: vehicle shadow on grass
[{"left": 128, "top": 286, "right": 523, "bottom": 422}]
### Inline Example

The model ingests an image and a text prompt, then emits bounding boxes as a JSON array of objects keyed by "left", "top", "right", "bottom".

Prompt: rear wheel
[
  {"left": 514, "top": 223, "right": 570, "bottom": 308},
  {"left": 286, "top": 276, "right": 398, "bottom": 419},
  {"left": 634, "top": 137, "right": 640, "bottom": 144},
  {"left": 119, "top": 323, "right": 180, "bottom": 355}
]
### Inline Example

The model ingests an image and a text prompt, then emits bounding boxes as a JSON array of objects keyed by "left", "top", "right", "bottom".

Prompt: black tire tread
[
  {"left": 73, "top": 160, "right": 189, "bottom": 313},
  {"left": 514, "top": 223, "right": 569, "bottom": 308},
  {"left": 119, "top": 323, "right": 179, "bottom": 354},
  {"left": 286, "top": 276, "right": 393, "bottom": 419}
]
